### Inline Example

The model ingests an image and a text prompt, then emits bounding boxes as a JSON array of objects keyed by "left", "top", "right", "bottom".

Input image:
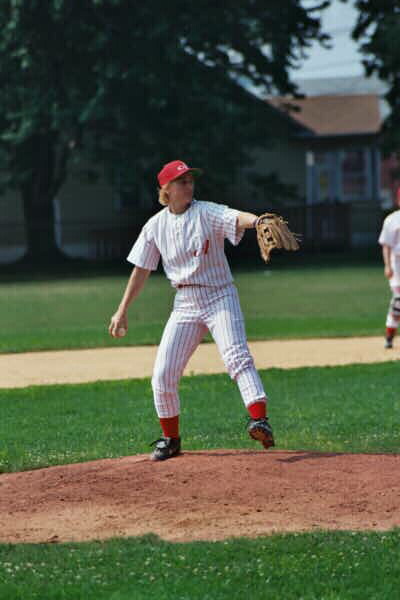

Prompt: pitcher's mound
[{"left": 1, "top": 450, "right": 399, "bottom": 544}]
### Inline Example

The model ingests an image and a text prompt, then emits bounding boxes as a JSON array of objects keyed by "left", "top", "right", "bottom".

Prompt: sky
[{"left": 293, "top": 0, "right": 365, "bottom": 80}]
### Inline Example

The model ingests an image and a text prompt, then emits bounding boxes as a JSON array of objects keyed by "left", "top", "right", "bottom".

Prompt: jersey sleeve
[
  {"left": 127, "top": 223, "right": 160, "bottom": 270},
  {"left": 378, "top": 218, "right": 395, "bottom": 247},
  {"left": 206, "top": 202, "right": 244, "bottom": 246}
]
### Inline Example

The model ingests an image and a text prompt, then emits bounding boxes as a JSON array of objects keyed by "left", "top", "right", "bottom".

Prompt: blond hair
[{"left": 158, "top": 183, "right": 170, "bottom": 206}]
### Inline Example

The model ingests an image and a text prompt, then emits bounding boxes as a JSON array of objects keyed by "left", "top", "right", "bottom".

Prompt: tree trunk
[
  {"left": 19, "top": 132, "right": 70, "bottom": 263},
  {"left": 22, "top": 188, "right": 65, "bottom": 263}
]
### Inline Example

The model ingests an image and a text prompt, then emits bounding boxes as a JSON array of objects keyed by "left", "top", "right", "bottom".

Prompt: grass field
[
  {"left": 2, "top": 255, "right": 398, "bottom": 598},
  {"left": 1, "top": 531, "right": 400, "bottom": 599},
  {"left": 1, "top": 362, "right": 398, "bottom": 473},
  {"left": 0, "top": 258, "right": 389, "bottom": 352},
  {"left": 1, "top": 362, "right": 400, "bottom": 598}
]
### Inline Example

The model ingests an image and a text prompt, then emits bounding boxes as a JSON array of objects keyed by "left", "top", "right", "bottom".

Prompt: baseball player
[
  {"left": 378, "top": 186, "right": 400, "bottom": 349},
  {"left": 109, "top": 160, "right": 274, "bottom": 460}
]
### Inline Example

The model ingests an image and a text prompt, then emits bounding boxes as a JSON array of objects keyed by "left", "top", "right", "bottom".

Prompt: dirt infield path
[
  {"left": 1, "top": 450, "right": 399, "bottom": 544},
  {"left": 0, "top": 336, "right": 398, "bottom": 388}
]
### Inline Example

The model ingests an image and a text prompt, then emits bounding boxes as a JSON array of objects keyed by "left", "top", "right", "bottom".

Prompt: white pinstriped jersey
[
  {"left": 379, "top": 209, "right": 400, "bottom": 285},
  {"left": 127, "top": 199, "right": 244, "bottom": 287},
  {"left": 379, "top": 210, "right": 400, "bottom": 255}
]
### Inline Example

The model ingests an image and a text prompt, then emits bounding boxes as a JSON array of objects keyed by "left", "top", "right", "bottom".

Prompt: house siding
[{"left": 233, "top": 139, "right": 306, "bottom": 210}]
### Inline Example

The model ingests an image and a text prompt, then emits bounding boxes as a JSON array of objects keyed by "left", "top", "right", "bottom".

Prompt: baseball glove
[{"left": 256, "top": 212, "right": 300, "bottom": 263}]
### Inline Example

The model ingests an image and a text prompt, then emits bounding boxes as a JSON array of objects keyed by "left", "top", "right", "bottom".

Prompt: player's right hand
[
  {"left": 108, "top": 312, "right": 128, "bottom": 338},
  {"left": 384, "top": 265, "right": 393, "bottom": 279}
]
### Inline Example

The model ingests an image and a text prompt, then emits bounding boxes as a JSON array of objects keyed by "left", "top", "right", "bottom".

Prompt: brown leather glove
[{"left": 256, "top": 212, "right": 300, "bottom": 263}]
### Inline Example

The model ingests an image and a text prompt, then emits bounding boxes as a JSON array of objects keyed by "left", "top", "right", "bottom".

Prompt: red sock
[
  {"left": 159, "top": 416, "right": 180, "bottom": 438},
  {"left": 386, "top": 327, "right": 397, "bottom": 339},
  {"left": 247, "top": 401, "right": 266, "bottom": 420}
]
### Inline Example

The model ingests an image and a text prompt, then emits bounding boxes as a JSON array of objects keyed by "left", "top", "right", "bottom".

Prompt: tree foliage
[
  {"left": 351, "top": 0, "right": 400, "bottom": 154},
  {"left": 0, "top": 0, "right": 330, "bottom": 259}
]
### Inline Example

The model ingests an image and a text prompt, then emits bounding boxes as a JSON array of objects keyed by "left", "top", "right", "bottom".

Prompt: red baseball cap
[{"left": 157, "top": 160, "right": 203, "bottom": 187}]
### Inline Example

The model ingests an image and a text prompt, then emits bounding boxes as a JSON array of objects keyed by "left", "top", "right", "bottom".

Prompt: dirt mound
[{"left": 1, "top": 450, "right": 399, "bottom": 544}]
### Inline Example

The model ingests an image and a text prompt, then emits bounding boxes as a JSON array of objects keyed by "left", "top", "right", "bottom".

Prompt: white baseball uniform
[
  {"left": 379, "top": 209, "right": 400, "bottom": 327},
  {"left": 127, "top": 199, "right": 267, "bottom": 418}
]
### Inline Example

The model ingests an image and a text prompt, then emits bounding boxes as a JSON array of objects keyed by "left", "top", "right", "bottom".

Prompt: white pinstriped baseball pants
[
  {"left": 386, "top": 256, "right": 400, "bottom": 327},
  {"left": 151, "top": 284, "right": 267, "bottom": 418},
  {"left": 386, "top": 283, "right": 400, "bottom": 328}
]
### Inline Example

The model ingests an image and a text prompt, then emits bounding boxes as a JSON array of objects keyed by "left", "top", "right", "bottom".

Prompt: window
[
  {"left": 314, "top": 151, "right": 336, "bottom": 203},
  {"left": 340, "top": 150, "right": 368, "bottom": 200},
  {"left": 315, "top": 152, "right": 331, "bottom": 201}
]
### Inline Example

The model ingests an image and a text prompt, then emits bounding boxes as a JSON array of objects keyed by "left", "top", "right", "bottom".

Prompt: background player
[
  {"left": 109, "top": 159, "right": 275, "bottom": 460},
  {"left": 378, "top": 186, "right": 400, "bottom": 348}
]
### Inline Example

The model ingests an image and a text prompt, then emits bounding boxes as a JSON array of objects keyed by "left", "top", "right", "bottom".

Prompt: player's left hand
[{"left": 255, "top": 212, "right": 300, "bottom": 263}]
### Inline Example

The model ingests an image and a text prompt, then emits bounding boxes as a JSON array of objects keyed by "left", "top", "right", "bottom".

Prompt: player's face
[{"left": 168, "top": 173, "right": 195, "bottom": 207}]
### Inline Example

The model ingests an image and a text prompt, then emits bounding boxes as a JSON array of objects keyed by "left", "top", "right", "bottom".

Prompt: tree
[
  {"left": 0, "top": 0, "right": 330, "bottom": 261},
  {"left": 351, "top": 0, "right": 400, "bottom": 154}
]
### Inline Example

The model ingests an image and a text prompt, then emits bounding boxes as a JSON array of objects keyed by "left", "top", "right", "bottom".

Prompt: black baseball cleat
[
  {"left": 248, "top": 417, "right": 275, "bottom": 449},
  {"left": 384, "top": 337, "right": 393, "bottom": 349},
  {"left": 150, "top": 437, "right": 181, "bottom": 461}
]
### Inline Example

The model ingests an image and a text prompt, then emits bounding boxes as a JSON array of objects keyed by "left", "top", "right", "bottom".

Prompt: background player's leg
[{"left": 385, "top": 285, "right": 400, "bottom": 348}]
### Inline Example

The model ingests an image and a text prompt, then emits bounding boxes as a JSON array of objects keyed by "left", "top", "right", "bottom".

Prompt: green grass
[
  {"left": 1, "top": 362, "right": 399, "bottom": 473},
  {"left": 1, "top": 358, "right": 399, "bottom": 598},
  {"left": 0, "top": 260, "right": 390, "bottom": 352},
  {"left": 1, "top": 531, "right": 400, "bottom": 599}
]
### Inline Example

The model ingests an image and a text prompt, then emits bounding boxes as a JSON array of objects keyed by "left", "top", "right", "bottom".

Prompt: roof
[{"left": 268, "top": 94, "right": 382, "bottom": 137}]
